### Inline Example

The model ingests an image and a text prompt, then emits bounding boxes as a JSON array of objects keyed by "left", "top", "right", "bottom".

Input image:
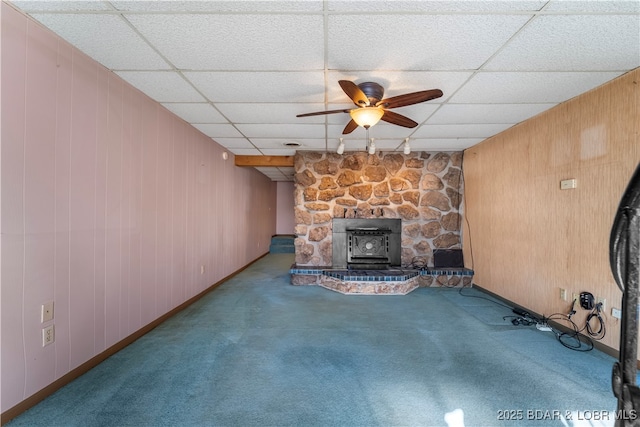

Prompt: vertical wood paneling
[
  {"left": 104, "top": 72, "right": 123, "bottom": 348},
  {"left": 1, "top": 4, "right": 28, "bottom": 407},
  {"left": 54, "top": 38, "right": 72, "bottom": 377},
  {"left": 156, "top": 109, "right": 171, "bottom": 313},
  {"left": 93, "top": 66, "right": 108, "bottom": 353},
  {"left": 68, "top": 50, "right": 98, "bottom": 369},
  {"left": 127, "top": 86, "right": 143, "bottom": 334},
  {"left": 170, "top": 121, "right": 186, "bottom": 308},
  {"left": 464, "top": 69, "right": 640, "bottom": 354},
  {"left": 140, "top": 97, "right": 158, "bottom": 324},
  {"left": 120, "top": 81, "right": 132, "bottom": 337},
  {"left": 2, "top": 3, "right": 277, "bottom": 413},
  {"left": 23, "top": 18, "right": 58, "bottom": 396}
]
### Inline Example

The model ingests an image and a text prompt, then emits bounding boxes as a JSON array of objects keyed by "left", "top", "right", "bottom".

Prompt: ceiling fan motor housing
[{"left": 357, "top": 82, "right": 385, "bottom": 105}]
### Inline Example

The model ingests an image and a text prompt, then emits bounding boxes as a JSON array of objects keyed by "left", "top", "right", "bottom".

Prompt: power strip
[{"left": 536, "top": 323, "right": 552, "bottom": 332}]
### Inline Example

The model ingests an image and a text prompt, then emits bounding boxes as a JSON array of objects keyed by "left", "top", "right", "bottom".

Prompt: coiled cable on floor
[{"left": 545, "top": 312, "right": 594, "bottom": 352}]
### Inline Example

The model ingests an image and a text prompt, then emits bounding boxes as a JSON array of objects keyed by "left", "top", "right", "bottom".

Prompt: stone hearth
[
  {"left": 290, "top": 265, "right": 474, "bottom": 293},
  {"left": 320, "top": 270, "right": 419, "bottom": 295}
]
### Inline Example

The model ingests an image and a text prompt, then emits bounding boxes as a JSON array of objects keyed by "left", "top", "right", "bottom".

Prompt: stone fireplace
[{"left": 291, "top": 150, "right": 472, "bottom": 288}]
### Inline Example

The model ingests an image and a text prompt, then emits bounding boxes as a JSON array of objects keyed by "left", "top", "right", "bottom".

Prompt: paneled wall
[
  {"left": 463, "top": 68, "right": 640, "bottom": 354},
  {"left": 1, "top": 3, "right": 276, "bottom": 412}
]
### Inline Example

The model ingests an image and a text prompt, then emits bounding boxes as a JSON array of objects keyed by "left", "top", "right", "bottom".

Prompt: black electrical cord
[
  {"left": 545, "top": 312, "right": 595, "bottom": 352},
  {"left": 457, "top": 289, "right": 601, "bottom": 352},
  {"left": 583, "top": 303, "right": 606, "bottom": 340}
]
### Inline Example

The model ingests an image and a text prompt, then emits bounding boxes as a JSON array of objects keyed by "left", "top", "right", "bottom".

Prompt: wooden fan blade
[
  {"left": 380, "top": 110, "right": 418, "bottom": 128},
  {"left": 376, "top": 89, "right": 443, "bottom": 109},
  {"left": 296, "top": 109, "right": 350, "bottom": 118},
  {"left": 339, "top": 80, "right": 370, "bottom": 107},
  {"left": 342, "top": 119, "right": 359, "bottom": 134}
]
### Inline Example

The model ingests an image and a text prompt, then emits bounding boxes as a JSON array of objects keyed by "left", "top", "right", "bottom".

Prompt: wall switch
[
  {"left": 560, "top": 179, "right": 577, "bottom": 190},
  {"left": 41, "top": 301, "right": 54, "bottom": 323},
  {"left": 560, "top": 288, "right": 567, "bottom": 301},
  {"left": 612, "top": 308, "right": 622, "bottom": 319},
  {"left": 42, "top": 325, "right": 55, "bottom": 346}
]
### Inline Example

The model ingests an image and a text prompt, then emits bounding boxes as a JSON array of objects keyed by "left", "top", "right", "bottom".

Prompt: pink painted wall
[
  {"left": 276, "top": 181, "right": 295, "bottom": 235},
  {"left": 1, "top": 3, "right": 276, "bottom": 413}
]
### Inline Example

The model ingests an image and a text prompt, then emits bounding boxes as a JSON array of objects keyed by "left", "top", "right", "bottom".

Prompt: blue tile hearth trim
[
  {"left": 421, "top": 268, "right": 475, "bottom": 277},
  {"left": 289, "top": 266, "right": 325, "bottom": 275},
  {"left": 323, "top": 270, "right": 419, "bottom": 282}
]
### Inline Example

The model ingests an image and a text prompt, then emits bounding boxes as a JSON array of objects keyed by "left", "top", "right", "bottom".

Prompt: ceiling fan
[{"left": 296, "top": 80, "right": 443, "bottom": 134}]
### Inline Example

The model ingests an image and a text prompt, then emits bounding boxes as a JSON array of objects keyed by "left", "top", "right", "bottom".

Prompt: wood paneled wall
[
  {"left": 463, "top": 68, "right": 640, "bottom": 354},
  {"left": 2, "top": 3, "right": 276, "bottom": 413}
]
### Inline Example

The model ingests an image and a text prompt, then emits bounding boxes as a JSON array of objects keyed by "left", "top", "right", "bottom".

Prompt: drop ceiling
[{"left": 9, "top": 0, "right": 640, "bottom": 181}]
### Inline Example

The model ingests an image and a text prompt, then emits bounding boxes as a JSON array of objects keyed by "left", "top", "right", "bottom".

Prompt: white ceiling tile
[
  {"left": 126, "top": 14, "right": 325, "bottom": 70},
  {"left": 185, "top": 72, "right": 326, "bottom": 103},
  {"left": 29, "top": 13, "right": 170, "bottom": 70},
  {"left": 369, "top": 139, "right": 407, "bottom": 151},
  {"left": 486, "top": 15, "right": 640, "bottom": 71},
  {"left": 113, "top": 1, "right": 323, "bottom": 12},
  {"left": 257, "top": 149, "right": 297, "bottom": 156},
  {"left": 228, "top": 148, "right": 262, "bottom": 155},
  {"left": 328, "top": 0, "right": 547, "bottom": 12},
  {"left": 544, "top": 1, "right": 640, "bottom": 13},
  {"left": 450, "top": 72, "right": 624, "bottom": 104},
  {"left": 210, "top": 138, "right": 255, "bottom": 149},
  {"left": 249, "top": 139, "right": 328, "bottom": 151},
  {"left": 216, "top": 103, "right": 326, "bottom": 124},
  {"left": 410, "top": 138, "right": 485, "bottom": 151},
  {"left": 236, "top": 124, "right": 325, "bottom": 139},
  {"left": 428, "top": 104, "right": 556, "bottom": 125},
  {"left": 193, "top": 124, "right": 244, "bottom": 138},
  {"left": 412, "top": 124, "right": 513, "bottom": 139},
  {"left": 12, "top": 1, "right": 113, "bottom": 11},
  {"left": 328, "top": 14, "right": 531, "bottom": 70},
  {"left": 327, "top": 123, "right": 417, "bottom": 140},
  {"left": 288, "top": 140, "right": 333, "bottom": 151},
  {"left": 161, "top": 103, "right": 227, "bottom": 123},
  {"left": 116, "top": 71, "right": 205, "bottom": 102}
]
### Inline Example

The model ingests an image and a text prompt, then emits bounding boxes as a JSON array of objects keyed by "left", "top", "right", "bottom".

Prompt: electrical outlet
[
  {"left": 42, "top": 325, "right": 55, "bottom": 346},
  {"left": 597, "top": 297, "right": 606, "bottom": 311},
  {"left": 560, "top": 288, "right": 567, "bottom": 301},
  {"left": 560, "top": 179, "right": 577, "bottom": 190},
  {"left": 612, "top": 308, "right": 622, "bottom": 319},
  {"left": 200, "top": 265, "right": 205, "bottom": 275},
  {"left": 41, "top": 301, "right": 54, "bottom": 323},
  {"left": 572, "top": 293, "right": 579, "bottom": 303}
]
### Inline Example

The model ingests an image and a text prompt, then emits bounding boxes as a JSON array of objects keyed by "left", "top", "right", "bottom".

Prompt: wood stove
[
  {"left": 347, "top": 228, "right": 391, "bottom": 269},
  {"left": 332, "top": 218, "right": 401, "bottom": 269}
]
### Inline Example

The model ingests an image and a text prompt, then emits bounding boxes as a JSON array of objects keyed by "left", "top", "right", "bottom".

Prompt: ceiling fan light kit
[
  {"left": 297, "top": 80, "right": 443, "bottom": 135},
  {"left": 349, "top": 106, "right": 385, "bottom": 128}
]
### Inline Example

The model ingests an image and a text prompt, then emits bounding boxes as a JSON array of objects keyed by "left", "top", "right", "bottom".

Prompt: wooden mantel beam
[{"left": 234, "top": 155, "right": 294, "bottom": 167}]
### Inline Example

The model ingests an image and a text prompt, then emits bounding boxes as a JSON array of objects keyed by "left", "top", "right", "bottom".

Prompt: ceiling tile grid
[{"left": 9, "top": 0, "right": 640, "bottom": 181}]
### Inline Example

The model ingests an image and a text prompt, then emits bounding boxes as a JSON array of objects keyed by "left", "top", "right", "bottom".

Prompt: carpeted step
[{"left": 269, "top": 235, "right": 295, "bottom": 253}]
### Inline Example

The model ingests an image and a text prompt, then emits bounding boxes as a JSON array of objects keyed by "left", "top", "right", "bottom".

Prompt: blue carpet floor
[{"left": 6, "top": 253, "right": 624, "bottom": 427}]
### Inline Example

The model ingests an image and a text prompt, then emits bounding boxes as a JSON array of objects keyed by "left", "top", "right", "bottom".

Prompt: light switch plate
[{"left": 41, "top": 301, "right": 54, "bottom": 323}]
